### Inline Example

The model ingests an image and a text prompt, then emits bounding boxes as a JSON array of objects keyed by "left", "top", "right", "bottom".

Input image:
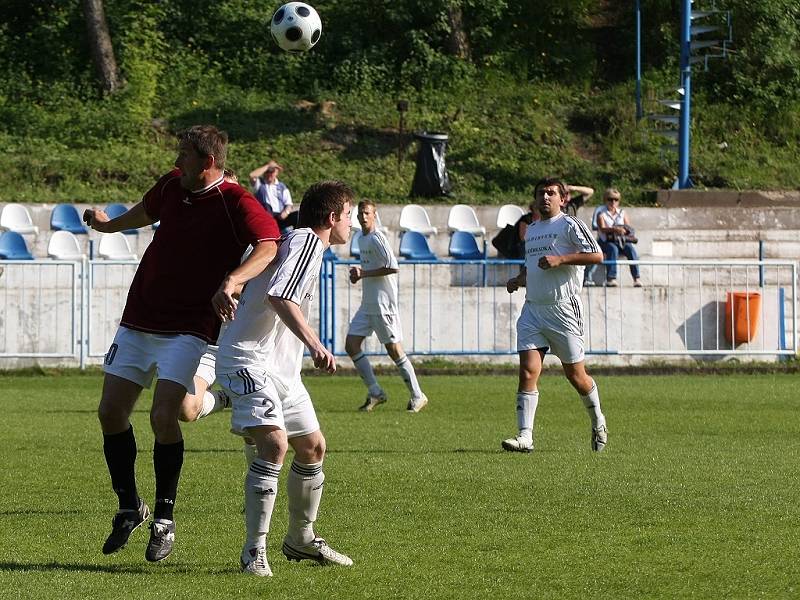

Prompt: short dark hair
[
  {"left": 179, "top": 125, "right": 228, "bottom": 169},
  {"left": 358, "top": 199, "right": 376, "bottom": 212},
  {"left": 298, "top": 180, "right": 354, "bottom": 228},
  {"left": 533, "top": 177, "right": 568, "bottom": 200}
]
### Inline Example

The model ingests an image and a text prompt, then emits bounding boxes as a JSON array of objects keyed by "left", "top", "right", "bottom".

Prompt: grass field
[{"left": 1, "top": 373, "right": 798, "bottom": 599}]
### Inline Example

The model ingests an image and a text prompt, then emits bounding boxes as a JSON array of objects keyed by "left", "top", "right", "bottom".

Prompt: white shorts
[
  {"left": 220, "top": 367, "right": 320, "bottom": 439},
  {"left": 195, "top": 345, "right": 218, "bottom": 386},
  {"left": 516, "top": 297, "right": 585, "bottom": 364},
  {"left": 347, "top": 307, "right": 403, "bottom": 344},
  {"left": 103, "top": 327, "right": 208, "bottom": 393}
]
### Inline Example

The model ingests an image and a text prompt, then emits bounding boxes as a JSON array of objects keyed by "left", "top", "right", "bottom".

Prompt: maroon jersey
[{"left": 120, "top": 169, "right": 280, "bottom": 343}]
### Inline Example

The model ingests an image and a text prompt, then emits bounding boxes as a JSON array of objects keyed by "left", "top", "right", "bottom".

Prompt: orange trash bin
[{"left": 724, "top": 292, "right": 761, "bottom": 344}]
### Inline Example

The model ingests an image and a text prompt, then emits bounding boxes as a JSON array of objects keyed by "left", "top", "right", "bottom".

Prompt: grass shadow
[{"left": 171, "top": 106, "right": 317, "bottom": 142}]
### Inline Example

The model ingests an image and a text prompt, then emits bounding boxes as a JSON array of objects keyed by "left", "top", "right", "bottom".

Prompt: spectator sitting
[
  {"left": 583, "top": 203, "right": 607, "bottom": 287},
  {"left": 248, "top": 160, "right": 299, "bottom": 232},
  {"left": 597, "top": 188, "right": 642, "bottom": 287}
]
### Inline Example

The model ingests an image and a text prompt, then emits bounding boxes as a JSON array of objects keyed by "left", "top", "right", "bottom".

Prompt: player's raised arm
[{"left": 83, "top": 201, "right": 155, "bottom": 233}]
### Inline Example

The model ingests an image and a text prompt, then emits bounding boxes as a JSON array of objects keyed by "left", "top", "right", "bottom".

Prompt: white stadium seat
[
  {"left": 496, "top": 204, "right": 525, "bottom": 229},
  {"left": 47, "top": 231, "right": 85, "bottom": 260},
  {"left": 447, "top": 204, "right": 486, "bottom": 236},
  {"left": 399, "top": 204, "right": 438, "bottom": 236},
  {"left": 1, "top": 203, "right": 39, "bottom": 234},
  {"left": 98, "top": 232, "right": 137, "bottom": 260}
]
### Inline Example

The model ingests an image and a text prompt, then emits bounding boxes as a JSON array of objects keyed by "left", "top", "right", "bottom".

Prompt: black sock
[
  {"left": 153, "top": 439, "right": 184, "bottom": 521},
  {"left": 103, "top": 425, "right": 139, "bottom": 511}
]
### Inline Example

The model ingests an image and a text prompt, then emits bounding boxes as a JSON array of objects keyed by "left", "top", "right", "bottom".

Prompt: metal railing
[{"left": 0, "top": 257, "right": 796, "bottom": 367}]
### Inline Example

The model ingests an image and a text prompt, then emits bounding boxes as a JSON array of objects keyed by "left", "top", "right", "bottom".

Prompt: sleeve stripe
[
  {"left": 566, "top": 216, "right": 601, "bottom": 253},
  {"left": 280, "top": 234, "right": 320, "bottom": 300}
]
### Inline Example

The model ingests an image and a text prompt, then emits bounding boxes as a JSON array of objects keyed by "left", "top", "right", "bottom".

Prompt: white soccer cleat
[
  {"left": 406, "top": 393, "right": 428, "bottom": 413},
  {"left": 241, "top": 545, "right": 272, "bottom": 577},
  {"left": 358, "top": 391, "right": 387, "bottom": 412},
  {"left": 501, "top": 435, "right": 534, "bottom": 453},
  {"left": 282, "top": 537, "right": 353, "bottom": 567},
  {"left": 591, "top": 424, "right": 608, "bottom": 452}
]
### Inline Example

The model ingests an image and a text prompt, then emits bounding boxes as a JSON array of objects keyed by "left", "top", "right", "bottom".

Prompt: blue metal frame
[{"left": 677, "top": 0, "right": 693, "bottom": 189}]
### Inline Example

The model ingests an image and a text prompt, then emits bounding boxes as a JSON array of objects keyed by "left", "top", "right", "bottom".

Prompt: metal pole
[
  {"left": 635, "top": 0, "right": 643, "bottom": 121},
  {"left": 678, "top": 0, "right": 693, "bottom": 188},
  {"left": 758, "top": 240, "right": 765, "bottom": 287}
]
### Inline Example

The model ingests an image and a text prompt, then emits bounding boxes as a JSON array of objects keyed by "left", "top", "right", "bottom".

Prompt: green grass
[{"left": 1, "top": 374, "right": 799, "bottom": 599}]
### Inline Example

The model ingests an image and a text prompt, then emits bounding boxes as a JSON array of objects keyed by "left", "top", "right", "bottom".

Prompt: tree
[
  {"left": 82, "top": 0, "right": 122, "bottom": 94},
  {"left": 446, "top": 2, "right": 471, "bottom": 60}
]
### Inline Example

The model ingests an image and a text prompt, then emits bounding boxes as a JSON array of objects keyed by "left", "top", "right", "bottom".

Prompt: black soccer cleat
[{"left": 102, "top": 499, "right": 150, "bottom": 555}]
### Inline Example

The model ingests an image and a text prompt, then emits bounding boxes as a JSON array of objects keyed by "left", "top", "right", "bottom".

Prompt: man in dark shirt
[{"left": 83, "top": 125, "right": 280, "bottom": 563}]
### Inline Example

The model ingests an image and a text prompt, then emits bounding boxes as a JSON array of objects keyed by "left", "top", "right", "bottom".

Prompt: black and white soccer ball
[{"left": 270, "top": 2, "right": 322, "bottom": 53}]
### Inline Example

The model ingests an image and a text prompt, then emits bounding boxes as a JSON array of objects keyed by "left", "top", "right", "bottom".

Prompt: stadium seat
[
  {"left": 97, "top": 232, "right": 136, "bottom": 260},
  {"left": 104, "top": 203, "right": 138, "bottom": 235},
  {"left": 350, "top": 229, "right": 362, "bottom": 258},
  {"left": 447, "top": 204, "right": 486, "bottom": 236},
  {"left": 399, "top": 231, "right": 436, "bottom": 260},
  {"left": 448, "top": 231, "right": 485, "bottom": 260},
  {"left": 50, "top": 204, "right": 88, "bottom": 234},
  {"left": 0, "top": 203, "right": 39, "bottom": 234},
  {"left": 47, "top": 231, "right": 85, "bottom": 260},
  {"left": 0, "top": 231, "right": 34, "bottom": 260},
  {"left": 399, "top": 205, "right": 438, "bottom": 236},
  {"left": 496, "top": 204, "right": 525, "bottom": 229}
]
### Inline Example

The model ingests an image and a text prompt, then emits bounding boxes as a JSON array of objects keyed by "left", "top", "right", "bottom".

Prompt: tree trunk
[
  {"left": 446, "top": 3, "right": 471, "bottom": 61},
  {"left": 82, "top": 0, "right": 122, "bottom": 94}
]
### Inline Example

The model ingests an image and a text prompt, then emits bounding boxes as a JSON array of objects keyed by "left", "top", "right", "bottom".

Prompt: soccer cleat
[
  {"left": 240, "top": 545, "right": 272, "bottom": 577},
  {"left": 145, "top": 520, "right": 176, "bottom": 562},
  {"left": 406, "top": 393, "right": 428, "bottom": 413},
  {"left": 102, "top": 499, "right": 150, "bottom": 555},
  {"left": 282, "top": 537, "right": 353, "bottom": 567},
  {"left": 592, "top": 424, "right": 608, "bottom": 452},
  {"left": 358, "top": 391, "right": 387, "bottom": 412},
  {"left": 501, "top": 435, "right": 534, "bottom": 453}
]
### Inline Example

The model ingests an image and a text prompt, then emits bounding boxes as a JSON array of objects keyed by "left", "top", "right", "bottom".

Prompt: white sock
[
  {"left": 196, "top": 390, "right": 229, "bottom": 419},
  {"left": 243, "top": 442, "right": 258, "bottom": 469},
  {"left": 286, "top": 461, "right": 324, "bottom": 546},
  {"left": 580, "top": 380, "right": 605, "bottom": 428},
  {"left": 244, "top": 459, "right": 281, "bottom": 549},
  {"left": 394, "top": 354, "right": 422, "bottom": 398},
  {"left": 516, "top": 391, "right": 539, "bottom": 441},
  {"left": 352, "top": 352, "right": 382, "bottom": 397}
]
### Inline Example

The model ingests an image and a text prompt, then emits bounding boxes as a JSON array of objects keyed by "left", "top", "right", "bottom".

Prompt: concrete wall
[{"left": 1, "top": 199, "right": 798, "bottom": 368}]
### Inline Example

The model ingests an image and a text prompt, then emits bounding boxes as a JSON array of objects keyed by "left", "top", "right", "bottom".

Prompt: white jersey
[
  {"left": 216, "top": 228, "right": 323, "bottom": 394},
  {"left": 358, "top": 229, "right": 399, "bottom": 315},
  {"left": 524, "top": 212, "right": 600, "bottom": 305},
  {"left": 597, "top": 208, "right": 626, "bottom": 242}
]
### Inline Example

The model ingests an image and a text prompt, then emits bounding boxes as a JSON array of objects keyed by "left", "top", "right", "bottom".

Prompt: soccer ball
[{"left": 270, "top": 2, "right": 322, "bottom": 53}]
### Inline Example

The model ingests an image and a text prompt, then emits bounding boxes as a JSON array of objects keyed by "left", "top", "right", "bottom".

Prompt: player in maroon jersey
[{"left": 83, "top": 125, "right": 280, "bottom": 563}]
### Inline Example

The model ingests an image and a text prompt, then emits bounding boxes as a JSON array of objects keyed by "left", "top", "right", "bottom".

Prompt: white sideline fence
[{"left": 0, "top": 258, "right": 796, "bottom": 368}]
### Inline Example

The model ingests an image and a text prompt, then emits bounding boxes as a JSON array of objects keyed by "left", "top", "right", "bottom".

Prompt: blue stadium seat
[
  {"left": 105, "top": 203, "right": 138, "bottom": 235},
  {"left": 399, "top": 231, "right": 436, "bottom": 260},
  {"left": 0, "top": 231, "right": 34, "bottom": 260},
  {"left": 323, "top": 247, "right": 337, "bottom": 261},
  {"left": 50, "top": 204, "right": 88, "bottom": 234},
  {"left": 350, "top": 229, "right": 362, "bottom": 258},
  {"left": 448, "top": 231, "right": 485, "bottom": 260}
]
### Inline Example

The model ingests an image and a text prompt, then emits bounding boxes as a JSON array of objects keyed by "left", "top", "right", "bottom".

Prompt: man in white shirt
[
  {"left": 249, "top": 161, "right": 298, "bottom": 231},
  {"left": 502, "top": 177, "right": 608, "bottom": 454},
  {"left": 344, "top": 200, "right": 428, "bottom": 413},
  {"left": 216, "top": 180, "right": 355, "bottom": 577}
]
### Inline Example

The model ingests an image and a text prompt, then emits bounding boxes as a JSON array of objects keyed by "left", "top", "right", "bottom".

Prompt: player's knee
[
  {"left": 344, "top": 336, "right": 361, "bottom": 356},
  {"left": 97, "top": 399, "right": 125, "bottom": 431},
  {"left": 149, "top": 404, "right": 179, "bottom": 436},
  {"left": 177, "top": 398, "right": 200, "bottom": 423},
  {"left": 295, "top": 433, "right": 326, "bottom": 463}
]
